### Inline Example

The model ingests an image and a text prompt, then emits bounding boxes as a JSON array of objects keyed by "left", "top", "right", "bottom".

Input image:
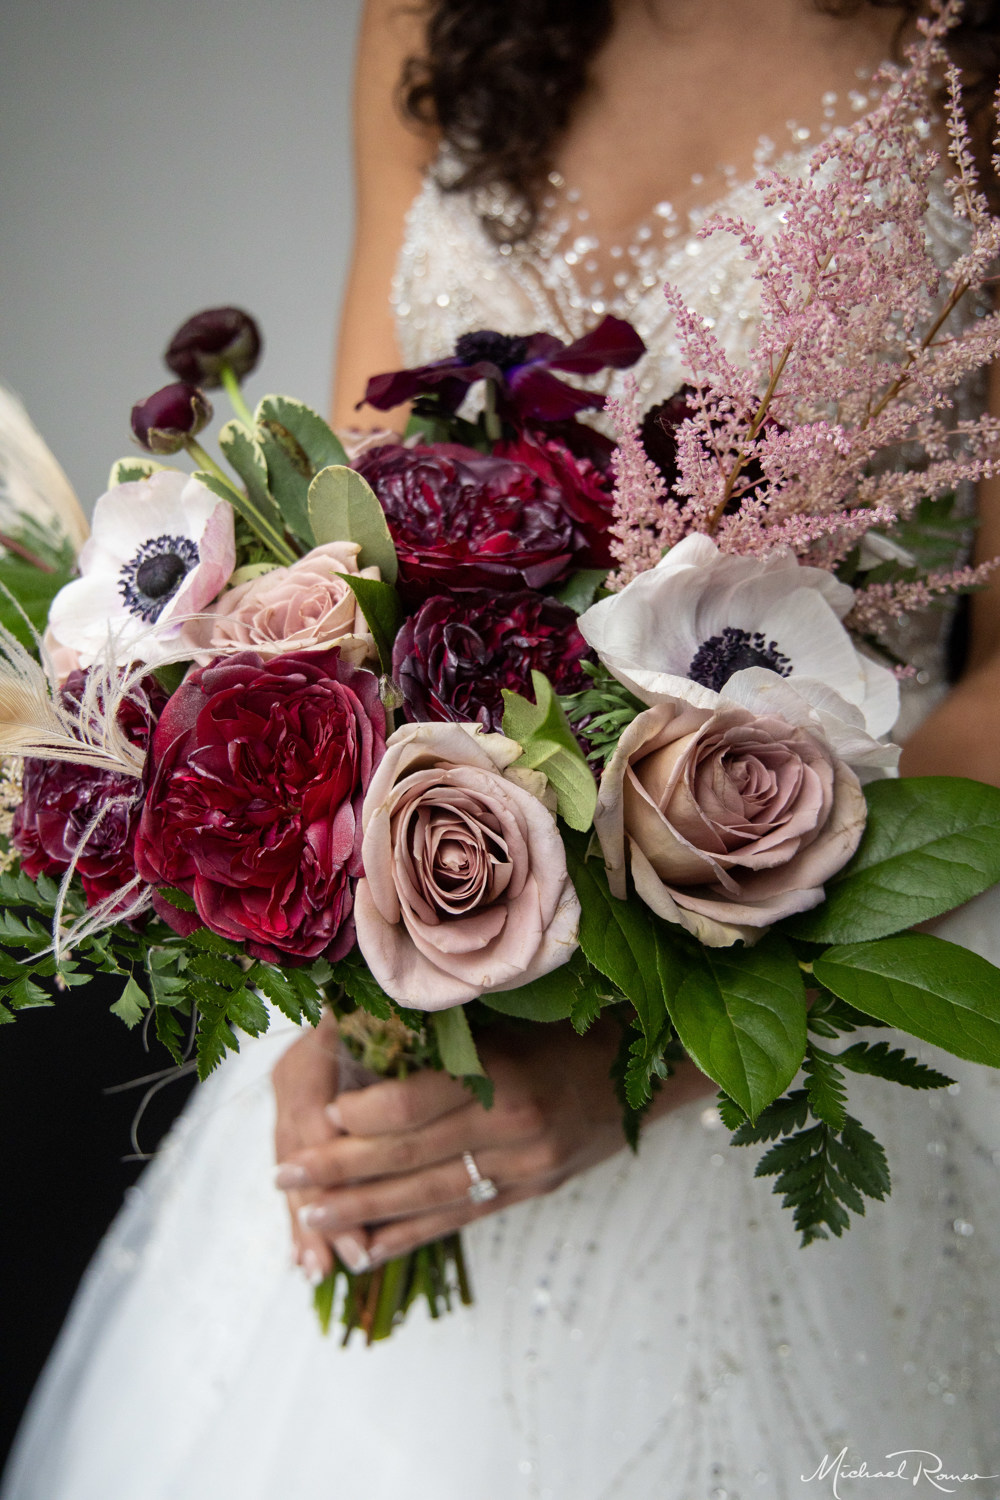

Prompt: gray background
[{"left": 0, "top": 0, "right": 364, "bottom": 510}]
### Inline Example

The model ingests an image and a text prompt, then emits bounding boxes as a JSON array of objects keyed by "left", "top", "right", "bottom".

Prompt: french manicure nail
[
  {"left": 275, "top": 1163, "right": 311, "bottom": 1190},
  {"left": 325, "top": 1102, "right": 344, "bottom": 1130},
  {"left": 335, "top": 1236, "right": 371, "bottom": 1274},
  {"left": 301, "top": 1247, "right": 326, "bottom": 1287},
  {"left": 298, "top": 1203, "right": 336, "bottom": 1232}
]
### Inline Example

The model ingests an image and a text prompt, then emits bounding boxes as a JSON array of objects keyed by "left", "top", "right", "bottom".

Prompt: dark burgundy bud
[
  {"left": 640, "top": 386, "right": 698, "bottom": 487},
  {"left": 164, "top": 306, "right": 262, "bottom": 387},
  {"left": 131, "top": 382, "right": 212, "bottom": 455}
]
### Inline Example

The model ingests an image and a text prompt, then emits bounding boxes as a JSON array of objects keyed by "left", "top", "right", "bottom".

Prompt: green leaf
[
  {"left": 730, "top": 1088, "right": 810, "bottom": 1145},
  {"left": 786, "top": 777, "right": 1000, "bottom": 943},
  {"left": 192, "top": 468, "right": 295, "bottom": 565},
  {"left": 802, "top": 1046, "right": 847, "bottom": 1131},
  {"left": 479, "top": 962, "right": 578, "bottom": 1022},
  {"left": 3, "top": 976, "right": 52, "bottom": 1010},
  {"left": 256, "top": 394, "right": 349, "bottom": 472},
  {"left": 0, "top": 554, "right": 74, "bottom": 648},
  {"left": 306, "top": 465, "right": 399, "bottom": 584},
  {"left": 716, "top": 1092, "right": 748, "bottom": 1130},
  {"left": 157, "top": 886, "right": 198, "bottom": 913},
  {"left": 564, "top": 836, "right": 675, "bottom": 1055},
  {"left": 329, "top": 955, "right": 393, "bottom": 1020},
  {"left": 110, "top": 975, "right": 150, "bottom": 1029},
  {"left": 835, "top": 1040, "right": 953, "bottom": 1090},
  {"left": 226, "top": 987, "right": 270, "bottom": 1037},
  {"left": 108, "top": 457, "right": 169, "bottom": 487},
  {"left": 814, "top": 932, "right": 1000, "bottom": 1069},
  {"left": 431, "top": 1005, "right": 485, "bottom": 1078},
  {"left": 553, "top": 569, "right": 608, "bottom": 614},
  {"left": 665, "top": 937, "right": 808, "bottom": 1122},
  {"left": 502, "top": 671, "right": 597, "bottom": 831},
  {"left": 338, "top": 575, "right": 403, "bottom": 676},
  {"left": 218, "top": 420, "right": 283, "bottom": 530}
]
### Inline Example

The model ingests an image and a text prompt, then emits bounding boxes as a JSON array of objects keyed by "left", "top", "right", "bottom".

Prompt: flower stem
[
  {"left": 183, "top": 437, "right": 230, "bottom": 486},
  {"left": 219, "top": 361, "right": 254, "bottom": 428},
  {"left": 483, "top": 381, "right": 502, "bottom": 443}
]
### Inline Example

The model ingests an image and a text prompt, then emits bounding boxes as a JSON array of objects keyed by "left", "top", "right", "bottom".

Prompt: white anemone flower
[
  {"left": 47, "top": 471, "right": 236, "bottom": 669},
  {"left": 578, "top": 533, "right": 899, "bottom": 745}
]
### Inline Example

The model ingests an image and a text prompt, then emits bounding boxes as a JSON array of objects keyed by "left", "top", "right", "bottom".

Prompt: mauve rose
[
  {"left": 13, "top": 672, "right": 164, "bottom": 906},
  {"left": 135, "top": 650, "right": 385, "bottom": 963},
  {"left": 354, "top": 442, "right": 582, "bottom": 600},
  {"left": 594, "top": 687, "right": 867, "bottom": 947},
  {"left": 393, "top": 589, "right": 592, "bottom": 732},
  {"left": 179, "top": 541, "right": 379, "bottom": 667},
  {"left": 354, "top": 722, "right": 580, "bottom": 1008}
]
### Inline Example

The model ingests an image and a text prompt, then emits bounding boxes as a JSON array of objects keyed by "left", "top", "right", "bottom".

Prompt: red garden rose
[
  {"left": 496, "top": 430, "right": 615, "bottom": 570},
  {"left": 392, "top": 589, "right": 592, "bottom": 732},
  {"left": 12, "top": 671, "right": 165, "bottom": 907},
  {"left": 134, "top": 650, "right": 385, "bottom": 963},
  {"left": 355, "top": 442, "right": 589, "bottom": 600}
]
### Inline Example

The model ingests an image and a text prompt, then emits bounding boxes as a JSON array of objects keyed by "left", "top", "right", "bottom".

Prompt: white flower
[
  {"left": 578, "top": 534, "right": 899, "bottom": 744},
  {"left": 47, "top": 471, "right": 236, "bottom": 668}
]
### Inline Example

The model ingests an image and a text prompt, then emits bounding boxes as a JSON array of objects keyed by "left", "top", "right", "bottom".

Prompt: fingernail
[
  {"left": 275, "top": 1163, "right": 311, "bottom": 1190},
  {"left": 299, "top": 1202, "right": 337, "bottom": 1232},
  {"left": 325, "top": 1102, "right": 344, "bottom": 1130},
  {"left": 301, "top": 1247, "right": 326, "bottom": 1287},
  {"left": 335, "top": 1235, "right": 371, "bottom": 1274}
]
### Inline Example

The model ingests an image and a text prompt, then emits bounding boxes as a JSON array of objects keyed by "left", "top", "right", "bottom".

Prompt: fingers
[
  {"left": 327, "top": 1067, "right": 470, "bottom": 1137},
  {"left": 277, "top": 1100, "right": 487, "bottom": 1190},
  {"left": 296, "top": 1142, "right": 541, "bottom": 1237},
  {"left": 365, "top": 1180, "right": 540, "bottom": 1264}
]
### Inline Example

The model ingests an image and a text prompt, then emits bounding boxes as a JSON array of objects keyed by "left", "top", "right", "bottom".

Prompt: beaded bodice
[{"left": 392, "top": 114, "right": 973, "bottom": 418}]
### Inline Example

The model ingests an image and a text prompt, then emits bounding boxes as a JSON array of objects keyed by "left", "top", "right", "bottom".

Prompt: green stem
[
  {"left": 369, "top": 1253, "right": 409, "bottom": 1342},
  {"left": 219, "top": 361, "right": 254, "bottom": 428},
  {"left": 183, "top": 437, "right": 231, "bottom": 486},
  {"left": 0, "top": 531, "right": 54, "bottom": 573},
  {"left": 483, "top": 380, "right": 502, "bottom": 444}
]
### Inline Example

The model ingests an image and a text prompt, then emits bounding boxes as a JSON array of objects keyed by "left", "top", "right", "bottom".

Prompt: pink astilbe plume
[
  {"left": 607, "top": 379, "right": 686, "bottom": 587},
  {"left": 847, "top": 559, "right": 1000, "bottom": 637},
  {"left": 609, "top": 0, "right": 1000, "bottom": 620}
]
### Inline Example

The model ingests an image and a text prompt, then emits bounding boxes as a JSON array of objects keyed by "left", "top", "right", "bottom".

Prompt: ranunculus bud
[
  {"left": 131, "top": 382, "right": 212, "bottom": 455},
  {"left": 164, "top": 306, "right": 262, "bottom": 386}
]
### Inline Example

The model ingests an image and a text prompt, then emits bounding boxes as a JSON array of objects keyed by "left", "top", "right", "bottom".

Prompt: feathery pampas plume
[{"left": 0, "top": 387, "right": 90, "bottom": 557}]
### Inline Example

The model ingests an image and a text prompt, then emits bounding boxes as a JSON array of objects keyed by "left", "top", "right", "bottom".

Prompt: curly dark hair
[{"left": 400, "top": 0, "right": 1000, "bottom": 237}]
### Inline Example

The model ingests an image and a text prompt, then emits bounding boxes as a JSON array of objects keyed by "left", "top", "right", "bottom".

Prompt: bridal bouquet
[{"left": 3, "top": 0, "right": 1000, "bottom": 1341}]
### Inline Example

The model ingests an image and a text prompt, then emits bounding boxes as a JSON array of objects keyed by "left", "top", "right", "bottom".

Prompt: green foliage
[
  {"left": 786, "top": 777, "right": 1000, "bottom": 943},
  {"left": 814, "top": 931, "right": 1000, "bottom": 1069},
  {"left": 307, "top": 465, "right": 399, "bottom": 584},
  {"left": 479, "top": 949, "right": 614, "bottom": 1025},
  {"left": 338, "top": 575, "right": 404, "bottom": 676},
  {"left": 431, "top": 1004, "right": 485, "bottom": 1079},
  {"left": 110, "top": 975, "right": 150, "bottom": 1029},
  {"left": 834, "top": 1040, "right": 953, "bottom": 1090},
  {"left": 255, "top": 394, "right": 350, "bottom": 549},
  {"left": 561, "top": 660, "right": 645, "bottom": 768},
  {"left": 0, "top": 552, "right": 74, "bottom": 650},
  {"left": 502, "top": 671, "right": 598, "bottom": 831},
  {"left": 192, "top": 467, "right": 295, "bottom": 566},
  {"left": 553, "top": 569, "right": 608, "bottom": 615},
  {"left": 665, "top": 936, "right": 808, "bottom": 1122},
  {"left": 218, "top": 419, "right": 285, "bottom": 538},
  {"left": 108, "top": 456, "right": 167, "bottom": 487}
]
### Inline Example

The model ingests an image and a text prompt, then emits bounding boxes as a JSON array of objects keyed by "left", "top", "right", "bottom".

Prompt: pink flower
[
  {"left": 594, "top": 681, "right": 867, "bottom": 947},
  {"left": 179, "top": 541, "right": 379, "bottom": 667},
  {"left": 354, "top": 722, "right": 580, "bottom": 1008}
]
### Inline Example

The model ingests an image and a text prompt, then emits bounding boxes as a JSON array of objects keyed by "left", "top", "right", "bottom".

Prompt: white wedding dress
[{"left": 5, "top": 119, "right": 1000, "bottom": 1500}]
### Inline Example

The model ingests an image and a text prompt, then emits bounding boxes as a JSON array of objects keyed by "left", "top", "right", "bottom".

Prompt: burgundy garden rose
[
  {"left": 164, "top": 306, "right": 262, "bottom": 386},
  {"left": 130, "top": 382, "right": 212, "bottom": 455},
  {"left": 355, "top": 442, "right": 589, "bottom": 599},
  {"left": 594, "top": 690, "right": 867, "bottom": 947},
  {"left": 497, "top": 430, "right": 615, "bottom": 570},
  {"left": 393, "top": 589, "right": 592, "bottom": 732},
  {"left": 134, "top": 650, "right": 385, "bottom": 963},
  {"left": 354, "top": 722, "right": 580, "bottom": 1007},
  {"left": 12, "top": 672, "right": 165, "bottom": 906}
]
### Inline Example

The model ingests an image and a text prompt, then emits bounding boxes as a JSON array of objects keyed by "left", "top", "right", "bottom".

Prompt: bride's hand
[{"left": 273, "top": 1019, "right": 715, "bottom": 1274}]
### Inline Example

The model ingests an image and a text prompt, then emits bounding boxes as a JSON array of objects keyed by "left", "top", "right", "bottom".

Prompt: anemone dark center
[
  {"left": 688, "top": 626, "right": 792, "bottom": 692},
  {"left": 454, "top": 330, "right": 530, "bottom": 370},
  {"left": 119, "top": 534, "right": 199, "bottom": 622}
]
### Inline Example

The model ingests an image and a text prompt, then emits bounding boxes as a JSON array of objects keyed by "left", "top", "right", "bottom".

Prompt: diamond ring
[{"left": 462, "top": 1150, "right": 498, "bottom": 1205}]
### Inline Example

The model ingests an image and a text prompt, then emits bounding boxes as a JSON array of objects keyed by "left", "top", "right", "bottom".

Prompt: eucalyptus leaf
[
  {"left": 307, "top": 465, "right": 399, "bottom": 583},
  {"left": 502, "top": 671, "right": 597, "bottom": 832},
  {"left": 664, "top": 937, "right": 808, "bottom": 1122},
  {"left": 813, "top": 932, "right": 1000, "bottom": 1069},
  {"left": 432, "top": 1005, "right": 486, "bottom": 1077},
  {"left": 785, "top": 777, "right": 1000, "bottom": 943}
]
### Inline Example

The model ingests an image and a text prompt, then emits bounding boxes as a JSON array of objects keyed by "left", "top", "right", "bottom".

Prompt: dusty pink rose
[
  {"left": 354, "top": 721, "right": 580, "bottom": 1008},
  {"left": 594, "top": 686, "right": 867, "bottom": 947},
  {"left": 180, "top": 541, "right": 379, "bottom": 666}
]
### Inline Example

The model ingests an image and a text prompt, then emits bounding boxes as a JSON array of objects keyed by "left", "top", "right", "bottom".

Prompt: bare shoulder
[{"left": 331, "top": 0, "right": 439, "bottom": 428}]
